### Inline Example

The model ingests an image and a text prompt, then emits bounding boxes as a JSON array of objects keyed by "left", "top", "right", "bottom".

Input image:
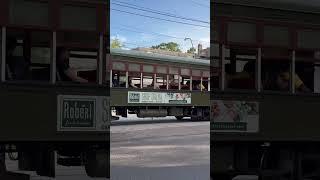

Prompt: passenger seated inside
[
  {"left": 225, "top": 61, "right": 255, "bottom": 89},
  {"left": 181, "top": 81, "right": 190, "bottom": 90},
  {"left": 56, "top": 47, "right": 88, "bottom": 83},
  {"left": 169, "top": 78, "right": 178, "bottom": 89},
  {"left": 277, "top": 71, "right": 311, "bottom": 93},
  {"left": 149, "top": 79, "right": 159, "bottom": 89},
  {"left": 6, "top": 37, "right": 30, "bottom": 80}
]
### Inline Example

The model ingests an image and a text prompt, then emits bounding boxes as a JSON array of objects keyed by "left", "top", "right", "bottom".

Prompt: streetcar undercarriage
[
  {"left": 212, "top": 142, "right": 320, "bottom": 180},
  {"left": 0, "top": 142, "right": 109, "bottom": 179},
  {"left": 113, "top": 106, "right": 210, "bottom": 121}
]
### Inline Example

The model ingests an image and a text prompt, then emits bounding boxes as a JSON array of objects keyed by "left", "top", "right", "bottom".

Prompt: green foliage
[
  {"left": 151, "top": 42, "right": 181, "bottom": 52},
  {"left": 111, "top": 38, "right": 123, "bottom": 49},
  {"left": 187, "top": 47, "right": 196, "bottom": 54}
]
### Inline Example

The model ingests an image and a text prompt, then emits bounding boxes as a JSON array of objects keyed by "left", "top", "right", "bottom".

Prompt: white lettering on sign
[{"left": 57, "top": 95, "right": 110, "bottom": 132}]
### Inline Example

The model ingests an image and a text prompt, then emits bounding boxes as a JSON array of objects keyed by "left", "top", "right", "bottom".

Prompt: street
[{"left": 111, "top": 115, "right": 210, "bottom": 180}]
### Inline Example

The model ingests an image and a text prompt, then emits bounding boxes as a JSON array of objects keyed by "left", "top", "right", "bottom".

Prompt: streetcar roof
[
  {"left": 110, "top": 48, "right": 210, "bottom": 66},
  {"left": 215, "top": 0, "right": 320, "bottom": 14}
]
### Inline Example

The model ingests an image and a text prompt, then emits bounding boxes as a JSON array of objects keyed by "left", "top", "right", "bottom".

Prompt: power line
[
  {"left": 111, "top": 24, "right": 210, "bottom": 44},
  {"left": 189, "top": 0, "right": 210, "bottom": 8},
  {"left": 111, "top": 1, "right": 209, "bottom": 24},
  {"left": 111, "top": 8, "right": 210, "bottom": 28}
]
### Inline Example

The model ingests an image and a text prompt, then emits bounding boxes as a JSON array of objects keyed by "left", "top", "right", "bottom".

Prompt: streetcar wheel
[
  {"left": 85, "top": 149, "right": 109, "bottom": 178},
  {"left": 175, "top": 116, "right": 184, "bottom": 120}
]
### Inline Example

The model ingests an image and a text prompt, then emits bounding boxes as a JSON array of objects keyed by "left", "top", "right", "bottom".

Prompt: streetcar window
[
  {"left": 168, "top": 74, "right": 179, "bottom": 90},
  {"left": 156, "top": 75, "right": 167, "bottom": 89},
  {"left": 57, "top": 32, "right": 99, "bottom": 84},
  {"left": 142, "top": 73, "right": 154, "bottom": 89},
  {"left": 224, "top": 47, "right": 256, "bottom": 90},
  {"left": 112, "top": 71, "right": 126, "bottom": 88},
  {"left": 128, "top": 63, "right": 141, "bottom": 88},
  {"left": 261, "top": 48, "right": 291, "bottom": 92},
  {"left": 295, "top": 51, "right": 315, "bottom": 93},
  {"left": 156, "top": 66, "right": 168, "bottom": 89},
  {"left": 203, "top": 71, "right": 210, "bottom": 91},
  {"left": 6, "top": 29, "right": 52, "bottom": 82},
  {"left": 181, "top": 68, "right": 191, "bottom": 90},
  {"left": 168, "top": 67, "right": 179, "bottom": 90},
  {"left": 181, "top": 76, "right": 191, "bottom": 90},
  {"left": 192, "top": 69, "right": 201, "bottom": 90},
  {"left": 142, "top": 65, "right": 155, "bottom": 89}
]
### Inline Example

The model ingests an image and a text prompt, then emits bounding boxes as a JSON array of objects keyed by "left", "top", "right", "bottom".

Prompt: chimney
[{"left": 198, "top": 44, "right": 203, "bottom": 55}]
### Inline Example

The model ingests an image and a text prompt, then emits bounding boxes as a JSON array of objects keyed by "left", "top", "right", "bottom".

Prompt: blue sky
[{"left": 110, "top": 0, "right": 210, "bottom": 52}]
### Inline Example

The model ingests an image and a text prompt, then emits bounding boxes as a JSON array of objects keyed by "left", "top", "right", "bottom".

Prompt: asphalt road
[{"left": 111, "top": 116, "right": 210, "bottom": 180}]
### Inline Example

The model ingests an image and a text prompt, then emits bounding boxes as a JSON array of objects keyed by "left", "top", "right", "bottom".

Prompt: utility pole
[{"left": 184, "top": 37, "right": 195, "bottom": 58}]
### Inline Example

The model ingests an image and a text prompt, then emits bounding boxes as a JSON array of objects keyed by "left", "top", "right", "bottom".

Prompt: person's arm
[{"left": 64, "top": 68, "right": 88, "bottom": 83}]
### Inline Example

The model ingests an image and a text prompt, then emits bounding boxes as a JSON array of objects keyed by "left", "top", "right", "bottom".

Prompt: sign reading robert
[{"left": 61, "top": 99, "right": 95, "bottom": 128}]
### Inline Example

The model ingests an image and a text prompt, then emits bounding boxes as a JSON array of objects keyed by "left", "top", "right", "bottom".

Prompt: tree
[
  {"left": 187, "top": 47, "right": 196, "bottom": 54},
  {"left": 151, "top": 42, "right": 181, "bottom": 52},
  {"left": 111, "top": 38, "right": 123, "bottom": 49}
]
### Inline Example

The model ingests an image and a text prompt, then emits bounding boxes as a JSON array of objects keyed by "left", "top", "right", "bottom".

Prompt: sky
[{"left": 110, "top": 0, "right": 210, "bottom": 52}]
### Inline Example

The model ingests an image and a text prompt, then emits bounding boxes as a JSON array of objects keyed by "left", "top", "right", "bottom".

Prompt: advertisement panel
[
  {"left": 57, "top": 95, "right": 109, "bottom": 132},
  {"left": 128, "top": 91, "right": 191, "bottom": 104},
  {"left": 212, "top": 100, "right": 259, "bottom": 133}
]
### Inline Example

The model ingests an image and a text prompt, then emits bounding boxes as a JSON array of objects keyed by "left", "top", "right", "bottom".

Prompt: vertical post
[
  {"left": 190, "top": 76, "right": 193, "bottom": 91},
  {"left": 125, "top": 71, "right": 128, "bottom": 88},
  {"left": 208, "top": 77, "right": 210, "bottom": 91},
  {"left": 178, "top": 75, "right": 181, "bottom": 90},
  {"left": 140, "top": 72, "right": 143, "bottom": 89},
  {"left": 200, "top": 76, "right": 203, "bottom": 91},
  {"left": 257, "top": 48, "right": 262, "bottom": 92},
  {"left": 221, "top": 44, "right": 225, "bottom": 90},
  {"left": 1, "top": 27, "right": 6, "bottom": 82},
  {"left": 98, "top": 34, "right": 103, "bottom": 85},
  {"left": 51, "top": 31, "right": 56, "bottom": 84},
  {"left": 154, "top": 73, "right": 156, "bottom": 89},
  {"left": 110, "top": 70, "right": 112, "bottom": 88},
  {"left": 166, "top": 74, "right": 169, "bottom": 90},
  {"left": 292, "top": 50, "right": 296, "bottom": 94}
]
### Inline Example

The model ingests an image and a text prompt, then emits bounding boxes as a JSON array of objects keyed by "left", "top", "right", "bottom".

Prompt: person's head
[
  {"left": 277, "top": 72, "right": 289, "bottom": 90},
  {"left": 6, "top": 37, "right": 17, "bottom": 56},
  {"left": 56, "top": 47, "right": 69, "bottom": 64}
]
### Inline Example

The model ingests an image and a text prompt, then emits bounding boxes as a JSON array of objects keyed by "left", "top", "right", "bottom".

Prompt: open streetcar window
[
  {"left": 180, "top": 68, "right": 191, "bottom": 90},
  {"left": 156, "top": 66, "right": 167, "bottom": 89},
  {"left": 142, "top": 64, "right": 155, "bottom": 89},
  {"left": 168, "top": 67, "right": 179, "bottom": 90},
  {"left": 111, "top": 61, "right": 126, "bottom": 88},
  {"left": 5, "top": 29, "right": 51, "bottom": 82},
  {"left": 224, "top": 46, "right": 257, "bottom": 90},
  {"left": 128, "top": 63, "right": 141, "bottom": 88},
  {"left": 295, "top": 50, "right": 315, "bottom": 93},
  {"left": 203, "top": 71, "right": 210, "bottom": 91},
  {"left": 112, "top": 70, "right": 126, "bottom": 88},
  {"left": 192, "top": 69, "right": 202, "bottom": 91},
  {"left": 261, "top": 48, "right": 292, "bottom": 92},
  {"left": 295, "top": 29, "right": 320, "bottom": 93},
  {"left": 56, "top": 31, "right": 99, "bottom": 84}
]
